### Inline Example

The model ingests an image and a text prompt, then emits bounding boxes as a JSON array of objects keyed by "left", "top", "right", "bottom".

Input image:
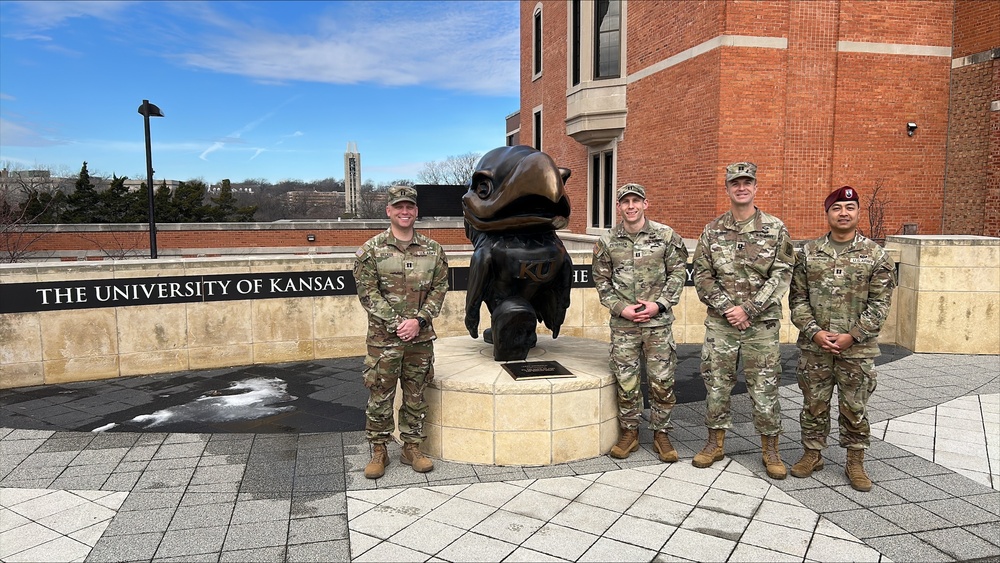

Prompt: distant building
[
  {"left": 0, "top": 169, "right": 70, "bottom": 203},
  {"left": 344, "top": 142, "right": 361, "bottom": 216},
  {"left": 207, "top": 181, "right": 255, "bottom": 194},
  {"left": 0, "top": 168, "right": 55, "bottom": 190},
  {"left": 505, "top": 111, "right": 520, "bottom": 147},
  {"left": 123, "top": 179, "right": 181, "bottom": 193}
]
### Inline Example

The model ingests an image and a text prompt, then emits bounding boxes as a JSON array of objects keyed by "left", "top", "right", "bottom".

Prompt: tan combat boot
[
  {"left": 653, "top": 431, "right": 678, "bottom": 463},
  {"left": 364, "top": 443, "right": 388, "bottom": 479},
  {"left": 845, "top": 448, "right": 872, "bottom": 491},
  {"left": 791, "top": 449, "right": 824, "bottom": 478},
  {"left": 692, "top": 428, "right": 725, "bottom": 468},
  {"left": 610, "top": 429, "right": 640, "bottom": 459},
  {"left": 401, "top": 442, "right": 434, "bottom": 473},
  {"left": 761, "top": 435, "right": 787, "bottom": 480}
]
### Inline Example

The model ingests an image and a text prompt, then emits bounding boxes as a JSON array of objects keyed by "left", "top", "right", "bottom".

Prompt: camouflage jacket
[
  {"left": 790, "top": 232, "right": 896, "bottom": 358},
  {"left": 692, "top": 208, "right": 794, "bottom": 321},
  {"left": 593, "top": 219, "right": 689, "bottom": 328},
  {"left": 353, "top": 229, "right": 449, "bottom": 347}
]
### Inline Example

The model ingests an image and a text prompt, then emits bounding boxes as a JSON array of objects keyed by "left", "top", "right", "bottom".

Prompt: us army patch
[
  {"left": 355, "top": 248, "right": 364, "bottom": 257},
  {"left": 780, "top": 239, "right": 795, "bottom": 262}
]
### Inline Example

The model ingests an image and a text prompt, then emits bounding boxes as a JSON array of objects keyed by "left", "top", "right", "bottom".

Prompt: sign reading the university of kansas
[
  {"left": 0, "top": 263, "right": 691, "bottom": 314},
  {"left": 0, "top": 272, "right": 357, "bottom": 314}
]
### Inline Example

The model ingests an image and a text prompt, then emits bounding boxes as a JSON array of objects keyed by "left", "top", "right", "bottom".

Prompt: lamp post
[{"left": 138, "top": 100, "right": 164, "bottom": 258}]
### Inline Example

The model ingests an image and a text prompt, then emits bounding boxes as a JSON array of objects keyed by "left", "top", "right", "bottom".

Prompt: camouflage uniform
[
  {"left": 353, "top": 229, "right": 448, "bottom": 445},
  {"left": 790, "top": 232, "right": 895, "bottom": 450},
  {"left": 594, "top": 219, "right": 689, "bottom": 431},
  {"left": 693, "top": 208, "right": 794, "bottom": 435}
]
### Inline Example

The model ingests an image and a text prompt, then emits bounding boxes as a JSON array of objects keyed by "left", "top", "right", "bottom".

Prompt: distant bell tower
[{"left": 344, "top": 142, "right": 361, "bottom": 215}]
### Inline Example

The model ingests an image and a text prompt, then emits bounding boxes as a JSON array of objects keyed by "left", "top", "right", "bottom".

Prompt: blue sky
[{"left": 0, "top": 1, "right": 520, "bottom": 185}]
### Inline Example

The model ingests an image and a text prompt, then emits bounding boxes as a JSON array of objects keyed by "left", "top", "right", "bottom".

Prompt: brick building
[{"left": 514, "top": 0, "right": 999, "bottom": 240}]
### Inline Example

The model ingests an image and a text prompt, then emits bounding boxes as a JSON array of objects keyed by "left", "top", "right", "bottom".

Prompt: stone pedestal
[{"left": 418, "top": 335, "right": 618, "bottom": 466}]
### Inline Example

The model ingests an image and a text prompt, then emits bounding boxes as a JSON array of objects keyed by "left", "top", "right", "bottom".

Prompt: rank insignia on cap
[{"left": 726, "top": 162, "right": 757, "bottom": 182}]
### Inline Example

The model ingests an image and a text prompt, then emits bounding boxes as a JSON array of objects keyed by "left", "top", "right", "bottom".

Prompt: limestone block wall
[
  {"left": 888, "top": 235, "right": 1000, "bottom": 354},
  {"left": 0, "top": 243, "right": 917, "bottom": 389}
]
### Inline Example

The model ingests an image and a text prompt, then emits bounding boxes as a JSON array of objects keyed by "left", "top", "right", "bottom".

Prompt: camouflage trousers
[
  {"left": 610, "top": 325, "right": 677, "bottom": 431},
  {"left": 363, "top": 341, "right": 434, "bottom": 444},
  {"left": 797, "top": 349, "right": 877, "bottom": 450},
  {"left": 701, "top": 316, "right": 782, "bottom": 435}
]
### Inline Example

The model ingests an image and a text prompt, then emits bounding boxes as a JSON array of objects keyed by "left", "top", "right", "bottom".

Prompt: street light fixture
[{"left": 138, "top": 100, "right": 164, "bottom": 258}]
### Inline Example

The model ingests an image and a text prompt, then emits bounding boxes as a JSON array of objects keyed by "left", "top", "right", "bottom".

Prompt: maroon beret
[{"left": 825, "top": 186, "right": 859, "bottom": 212}]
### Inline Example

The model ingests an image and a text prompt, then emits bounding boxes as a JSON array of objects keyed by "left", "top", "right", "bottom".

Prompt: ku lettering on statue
[{"left": 463, "top": 145, "right": 573, "bottom": 361}]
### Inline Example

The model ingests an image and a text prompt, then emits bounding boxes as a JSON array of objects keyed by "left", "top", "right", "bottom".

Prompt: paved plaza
[{"left": 1, "top": 345, "right": 997, "bottom": 562}]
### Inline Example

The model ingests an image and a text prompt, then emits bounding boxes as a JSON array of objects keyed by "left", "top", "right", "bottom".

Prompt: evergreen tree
[
  {"left": 208, "top": 179, "right": 236, "bottom": 221},
  {"left": 21, "top": 190, "right": 67, "bottom": 223},
  {"left": 153, "top": 180, "right": 175, "bottom": 222},
  {"left": 64, "top": 162, "right": 99, "bottom": 222},
  {"left": 171, "top": 180, "right": 210, "bottom": 222},
  {"left": 100, "top": 175, "right": 142, "bottom": 222},
  {"left": 208, "top": 179, "right": 257, "bottom": 221}
]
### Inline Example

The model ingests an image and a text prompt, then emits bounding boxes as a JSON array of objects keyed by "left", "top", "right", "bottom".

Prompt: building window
[
  {"left": 533, "top": 8, "right": 543, "bottom": 76},
  {"left": 594, "top": 0, "right": 620, "bottom": 79},
  {"left": 506, "top": 134, "right": 515, "bottom": 147},
  {"left": 533, "top": 109, "right": 542, "bottom": 150},
  {"left": 590, "top": 148, "right": 615, "bottom": 229},
  {"left": 571, "top": 0, "right": 582, "bottom": 86}
]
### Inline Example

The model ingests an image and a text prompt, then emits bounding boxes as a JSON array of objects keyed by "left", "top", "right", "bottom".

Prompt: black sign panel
[
  {"left": 502, "top": 361, "right": 574, "bottom": 380},
  {"left": 0, "top": 264, "right": 694, "bottom": 314},
  {"left": 0, "top": 271, "right": 357, "bottom": 314}
]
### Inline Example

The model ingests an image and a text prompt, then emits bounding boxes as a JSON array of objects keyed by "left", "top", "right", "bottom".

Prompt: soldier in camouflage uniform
[
  {"left": 692, "top": 162, "right": 795, "bottom": 479},
  {"left": 353, "top": 185, "right": 448, "bottom": 479},
  {"left": 789, "top": 186, "right": 896, "bottom": 492},
  {"left": 593, "top": 184, "right": 689, "bottom": 462}
]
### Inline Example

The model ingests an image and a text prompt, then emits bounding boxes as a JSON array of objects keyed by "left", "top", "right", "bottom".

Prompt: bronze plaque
[{"left": 502, "top": 361, "right": 574, "bottom": 381}]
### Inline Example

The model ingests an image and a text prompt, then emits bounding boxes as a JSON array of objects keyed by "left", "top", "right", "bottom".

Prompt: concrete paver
[{"left": 0, "top": 349, "right": 997, "bottom": 562}]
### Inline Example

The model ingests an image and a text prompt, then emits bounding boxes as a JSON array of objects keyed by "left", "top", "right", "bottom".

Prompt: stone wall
[
  {"left": 890, "top": 235, "right": 1000, "bottom": 353},
  {"left": 5, "top": 235, "right": 998, "bottom": 389}
]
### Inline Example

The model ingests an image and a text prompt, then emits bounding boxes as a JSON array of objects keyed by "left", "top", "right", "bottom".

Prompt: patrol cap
[
  {"left": 616, "top": 183, "right": 646, "bottom": 201},
  {"left": 824, "top": 185, "right": 859, "bottom": 211},
  {"left": 725, "top": 162, "right": 757, "bottom": 182},
  {"left": 387, "top": 185, "right": 418, "bottom": 206}
]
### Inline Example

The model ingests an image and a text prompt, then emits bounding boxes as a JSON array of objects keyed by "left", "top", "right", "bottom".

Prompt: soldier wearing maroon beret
[{"left": 789, "top": 186, "right": 896, "bottom": 492}]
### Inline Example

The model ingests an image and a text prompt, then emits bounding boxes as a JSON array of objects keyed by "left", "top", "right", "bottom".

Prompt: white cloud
[
  {"left": 0, "top": 93, "right": 15, "bottom": 101},
  {"left": 197, "top": 95, "right": 302, "bottom": 160},
  {"left": 0, "top": 118, "right": 67, "bottom": 147},
  {"left": 170, "top": 2, "right": 519, "bottom": 97},
  {"left": 3, "top": 1, "right": 134, "bottom": 37}
]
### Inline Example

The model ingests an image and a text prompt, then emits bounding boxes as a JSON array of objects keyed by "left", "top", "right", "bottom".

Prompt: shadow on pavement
[{"left": 0, "top": 344, "right": 910, "bottom": 435}]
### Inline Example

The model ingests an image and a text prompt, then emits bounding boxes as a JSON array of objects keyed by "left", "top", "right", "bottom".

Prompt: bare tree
[
  {"left": 0, "top": 189, "right": 52, "bottom": 262},
  {"left": 0, "top": 166, "right": 64, "bottom": 262},
  {"left": 354, "top": 182, "right": 388, "bottom": 219},
  {"left": 417, "top": 152, "right": 481, "bottom": 186},
  {"left": 77, "top": 231, "right": 146, "bottom": 260},
  {"left": 862, "top": 178, "right": 890, "bottom": 244}
]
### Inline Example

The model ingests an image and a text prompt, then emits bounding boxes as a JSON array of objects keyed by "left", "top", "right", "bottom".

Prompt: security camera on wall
[{"left": 907, "top": 122, "right": 918, "bottom": 136}]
